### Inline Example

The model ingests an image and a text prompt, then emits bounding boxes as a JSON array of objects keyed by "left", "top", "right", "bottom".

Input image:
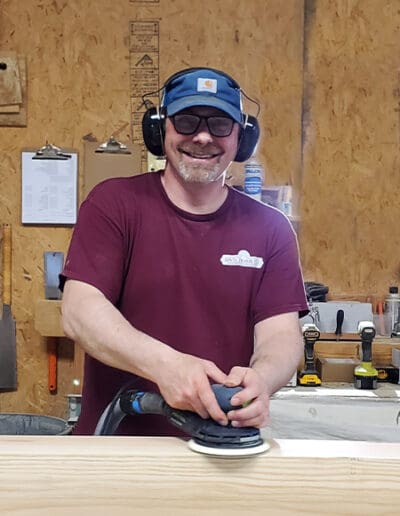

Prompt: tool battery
[{"left": 376, "top": 366, "right": 399, "bottom": 384}]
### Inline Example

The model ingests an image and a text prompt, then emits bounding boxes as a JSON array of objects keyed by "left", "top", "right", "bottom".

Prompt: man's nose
[{"left": 192, "top": 118, "right": 213, "bottom": 142}]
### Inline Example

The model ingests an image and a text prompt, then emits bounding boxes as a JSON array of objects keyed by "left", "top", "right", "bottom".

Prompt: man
[{"left": 61, "top": 67, "right": 308, "bottom": 436}]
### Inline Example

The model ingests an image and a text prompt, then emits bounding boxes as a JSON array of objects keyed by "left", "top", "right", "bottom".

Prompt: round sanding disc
[{"left": 188, "top": 439, "right": 270, "bottom": 458}]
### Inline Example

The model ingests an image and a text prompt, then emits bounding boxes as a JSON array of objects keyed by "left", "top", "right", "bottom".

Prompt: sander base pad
[{"left": 188, "top": 438, "right": 270, "bottom": 457}]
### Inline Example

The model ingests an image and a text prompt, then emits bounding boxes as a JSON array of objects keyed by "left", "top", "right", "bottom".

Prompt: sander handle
[
  {"left": 118, "top": 384, "right": 246, "bottom": 436},
  {"left": 118, "top": 389, "right": 214, "bottom": 437},
  {"left": 119, "top": 384, "right": 244, "bottom": 416}
]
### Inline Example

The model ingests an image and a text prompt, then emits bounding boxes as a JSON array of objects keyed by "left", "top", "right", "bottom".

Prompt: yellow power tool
[
  {"left": 298, "top": 323, "right": 322, "bottom": 386},
  {"left": 354, "top": 321, "right": 378, "bottom": 390}
]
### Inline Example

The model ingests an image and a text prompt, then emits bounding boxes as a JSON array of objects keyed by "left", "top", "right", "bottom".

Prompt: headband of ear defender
[{"left": 142, "top": 67, "right": 260, "bottom": 163}]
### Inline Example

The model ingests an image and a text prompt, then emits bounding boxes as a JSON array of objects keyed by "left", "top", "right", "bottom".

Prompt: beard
[
  {"left": 177, "top": 161, "right": 223, "bottom": 183},
  {"left": 176, "top": 147, "right": 226, "bottom": 184}
]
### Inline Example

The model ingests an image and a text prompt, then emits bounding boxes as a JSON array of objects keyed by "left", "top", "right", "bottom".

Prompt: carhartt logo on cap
[{"left": 197, "top": 78, "right": 217, "bottom": 93}]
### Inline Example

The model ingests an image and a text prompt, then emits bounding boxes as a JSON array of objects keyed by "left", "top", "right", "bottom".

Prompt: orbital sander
[{"left": 94, "top": 384, "right": 269, "bottom": 457}]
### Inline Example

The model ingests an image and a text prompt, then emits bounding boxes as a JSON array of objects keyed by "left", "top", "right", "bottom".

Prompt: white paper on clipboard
[{"left": 21, "top": 150, "right": 78, "bottom": 225}]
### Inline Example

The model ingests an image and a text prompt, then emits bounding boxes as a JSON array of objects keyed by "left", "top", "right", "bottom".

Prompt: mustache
[{"left": 178, "top": 144, "right": 221, "bottom": 156}]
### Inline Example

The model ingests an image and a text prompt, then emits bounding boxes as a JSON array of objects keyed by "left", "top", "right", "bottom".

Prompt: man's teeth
[{"left": 184, "top": 151, "right": 215, "bottom": 158}]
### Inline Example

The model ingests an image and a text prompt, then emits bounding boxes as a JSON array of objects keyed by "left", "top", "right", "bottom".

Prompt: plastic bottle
[
  {"left": 243, "top": 159, "right": 263, "bottom": 201},
  {"left": 384, "top": 286, "right": 400, "bottom": 335}
]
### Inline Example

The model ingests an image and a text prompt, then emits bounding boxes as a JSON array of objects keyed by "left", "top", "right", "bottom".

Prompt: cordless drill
[
  {"left": 298, "top": 323, "right": 322, "bottom": 386},
  {"left": 354, "top": 321, "right": 378, "bottom": 390}
]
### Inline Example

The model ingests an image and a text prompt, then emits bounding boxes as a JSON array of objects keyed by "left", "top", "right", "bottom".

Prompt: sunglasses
[{"left": 170, "top": 113, "right": 236, "bottom": 137}]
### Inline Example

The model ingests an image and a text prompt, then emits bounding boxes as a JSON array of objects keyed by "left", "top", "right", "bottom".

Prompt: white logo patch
[
  {"left": 197, "top": 78, "right": 217, "bottom": 93},
  {"left": 220, "top": 249, "right": 264, "bottom": 269}
]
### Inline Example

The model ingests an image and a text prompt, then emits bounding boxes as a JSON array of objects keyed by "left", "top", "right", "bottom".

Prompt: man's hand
[
  {"left": 223, "top": 312, "right": 303, "bottom": 429},
  {"left": 156, "top": 350, "right": 229, "bottom": 426},
  {"left": 223, "top": 366, "right": 270, "bottom": 428}
]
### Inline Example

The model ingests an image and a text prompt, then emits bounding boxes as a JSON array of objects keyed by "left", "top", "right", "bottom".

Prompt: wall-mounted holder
[
  {"left": 95, "top": 136, "right": 131, "bottom": 154},
  {"left": 32, "top": 143, "right": 71, "bottom": 160},
  {"left": 66, "top": 394, "right": 82, "bottom": 424},
  {"left": 0, "top": 52, "right": 26, "bottom": 126}
]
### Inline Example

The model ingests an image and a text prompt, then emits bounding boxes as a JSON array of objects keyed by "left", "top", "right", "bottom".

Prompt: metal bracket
[
  {"left": 95, "top": 136, "right": 131, "bottom": 154},
  {"left": 66, "top": 394, "right": 82, "bottom": 424}
]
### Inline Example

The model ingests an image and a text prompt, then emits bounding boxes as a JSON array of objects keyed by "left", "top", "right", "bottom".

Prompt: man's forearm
[
  {"left": 61, "top": 279, "right": 176, "bottom": 382},
  {"left": 251, "top": 313, "right": 303, "bottom": 395}
]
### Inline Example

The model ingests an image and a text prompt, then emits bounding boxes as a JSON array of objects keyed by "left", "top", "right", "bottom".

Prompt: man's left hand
[{"left": 223, "top": 366, "right": 270, "bottom": 428}]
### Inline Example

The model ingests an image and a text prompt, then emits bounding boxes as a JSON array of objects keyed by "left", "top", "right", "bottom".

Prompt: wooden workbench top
[{"left": 0, "top": 436, "right": 400, "bottom": 514}]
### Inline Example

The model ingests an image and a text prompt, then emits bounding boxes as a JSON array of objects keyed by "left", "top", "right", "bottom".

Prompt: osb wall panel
[
  {"left": 0, "top": 0, "right": 303, "bottom": 418},
  {"left": 300, "top": 0, "right": 400, "bottom": 299},
  {"left": 157, "top": 0, "right": 305, "bottom": 189},
  {"left": 1, "top": 0, "right": 398, "bottom": 420}
]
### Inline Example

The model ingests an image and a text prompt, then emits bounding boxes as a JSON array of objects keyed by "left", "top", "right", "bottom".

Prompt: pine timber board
[
  {"left": 315, "top": 339, "right": 400, "bottom": 365},
  {"left": 0, "top": 436, "right": 400, "bottom": 515}
]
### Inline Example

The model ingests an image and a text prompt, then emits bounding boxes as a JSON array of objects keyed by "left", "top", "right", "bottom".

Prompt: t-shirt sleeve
[
  {"left": 60, "top": 185, "right": 128, "bottom": 304},
  {"left": 253, "top": 216, "right": 308, "bottom": 323}
]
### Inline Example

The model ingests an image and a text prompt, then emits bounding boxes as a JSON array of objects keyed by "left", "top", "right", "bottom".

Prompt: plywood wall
[
  {"left": 0, "top": 0, "right": 398, "bottom": 417},
  {"left": 300, "top": 0, "right": 400, "bottom": 298}
]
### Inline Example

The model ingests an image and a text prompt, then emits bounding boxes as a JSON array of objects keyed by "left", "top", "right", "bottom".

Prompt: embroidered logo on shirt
[
  {"left": 197, "top": 78, "right": 217, "bottom": 93},
  {"left": 220, "top": 249, "right": 264, "bottom": 269}
]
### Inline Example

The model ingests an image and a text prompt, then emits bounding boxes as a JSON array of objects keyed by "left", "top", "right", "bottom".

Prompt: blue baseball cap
[{"left": 162, "top": 68, "right": 243, "bottom": 123}]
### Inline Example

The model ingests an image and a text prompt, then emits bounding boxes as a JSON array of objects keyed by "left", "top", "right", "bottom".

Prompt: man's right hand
[{"left": 155, "top": 350, "right": 229, "bottom": 426}]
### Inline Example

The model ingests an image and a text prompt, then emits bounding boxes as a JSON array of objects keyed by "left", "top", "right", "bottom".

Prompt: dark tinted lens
[
  {"left": 172, "top": 114, "right": 200, "bottom": 135},
  {"left": 171, "top": 114, "right": 235, "bottom": 137},
  {"left": 207, "top": 116, "right": 234, "bottom": 136}
]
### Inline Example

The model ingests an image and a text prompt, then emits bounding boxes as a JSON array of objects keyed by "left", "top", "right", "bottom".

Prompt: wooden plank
[
  {"left": 318, "top": 332, "right": 360, "bottom": 341},
  {"left": 315, "top": 341, "right": 359, "bottom": 359},
  {"left": 0, "top": 55, "right": 26, "bottom": 126},
  {"left": 0, "top": 436, "right": 400, "bottom": 514},
  {"left": 314, "top": 340, "right": 400, "bottom": 365},
  {"left": 0, "top": 52, "right": 22, "bottom": 105},
  {"left": 373, "top": 342, "right": 400, "bottom": 366}
]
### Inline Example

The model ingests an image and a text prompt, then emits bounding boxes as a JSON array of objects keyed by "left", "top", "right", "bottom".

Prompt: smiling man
[
  {"left": 165, "top": 107, "right": 239, "bottom": 181},
  {"left": 60, "top": 67, "right": 309, "bottom": 436}
]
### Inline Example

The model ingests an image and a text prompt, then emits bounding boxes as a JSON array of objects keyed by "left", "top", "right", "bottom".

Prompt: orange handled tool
[{"left": 47, "top": 337, "right": 57, "bottom": 393}]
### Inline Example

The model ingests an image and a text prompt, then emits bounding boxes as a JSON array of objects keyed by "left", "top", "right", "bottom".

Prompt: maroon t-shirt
[{"left": 61, "top": 172, "right": 308, "bottom": 435}]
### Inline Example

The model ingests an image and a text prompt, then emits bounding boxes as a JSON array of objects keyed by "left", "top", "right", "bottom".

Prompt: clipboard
[
  {"left": 21, "top": 148, "right": 78, "bottom": 225},
  {"left": 83, "top": 141, "right": 142, "bottom": 199}
]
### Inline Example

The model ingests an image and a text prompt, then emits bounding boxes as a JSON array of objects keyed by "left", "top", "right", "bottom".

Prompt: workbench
[{"left": 0, "top": 435, "right": 399, "bottom": 514}]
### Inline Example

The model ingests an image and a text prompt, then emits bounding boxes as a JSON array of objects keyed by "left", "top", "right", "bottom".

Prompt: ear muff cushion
[
  {"left": 142, "top": 107, "right": 165, "bottom": 156},
  {"left": 234, "top": 115, "right": 260, "bottom": 162}
]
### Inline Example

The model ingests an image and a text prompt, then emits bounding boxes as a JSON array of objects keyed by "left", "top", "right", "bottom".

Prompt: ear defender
[
  {"left": 142, "top": 106, "right": 166, "bottom": 157},
  {"left": 234, "top": 115, "right": 260, "bottom": 163},
  {"left": 141, "top": 67, "right": 260, "bottom": 163}
]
